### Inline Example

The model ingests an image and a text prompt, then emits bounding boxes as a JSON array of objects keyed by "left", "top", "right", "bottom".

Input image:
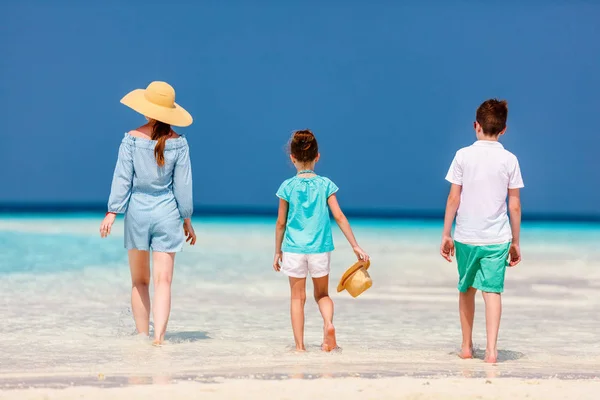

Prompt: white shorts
[{"left": 281, "top": 252, "right": 331, "bottom": 278}]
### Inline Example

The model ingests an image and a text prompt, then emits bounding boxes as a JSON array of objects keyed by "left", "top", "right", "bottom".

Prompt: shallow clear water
[{"left": 0, "top": 215, "right": 599, "bottom": 385}]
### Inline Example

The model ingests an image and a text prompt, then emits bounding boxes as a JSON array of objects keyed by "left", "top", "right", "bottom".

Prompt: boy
[{"left": 440, "top": 99, "right": 524, "bottom": 363}]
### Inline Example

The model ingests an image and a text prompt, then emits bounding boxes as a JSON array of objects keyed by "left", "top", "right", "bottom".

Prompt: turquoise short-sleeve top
[{"left": 276, "top": 175, "right": 339, "bottom": 254}]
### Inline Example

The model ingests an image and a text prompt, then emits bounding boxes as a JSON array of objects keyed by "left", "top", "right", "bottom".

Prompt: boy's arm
[
  {"left": 440, "top": 184, "right": 461, "bottom": 262},
  {"left": 273, "top": 199, "right": 288, "bottom": 271},
  {"left": 327, "top": 194, "right": 369, "bottom": 261},
  {"left": 508, "top": 188, "right": 522, "bottom": 266}
]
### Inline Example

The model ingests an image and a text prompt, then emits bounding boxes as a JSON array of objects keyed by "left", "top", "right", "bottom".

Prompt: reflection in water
[
  {"left": 164, "top": 331, "right": 211, "bottom": 343},
  {"left": 127, "top": 375, "right": 172, "bottom": 385},
  {"left": 460, "top": 363, "right": 500, "bottom": 379}
]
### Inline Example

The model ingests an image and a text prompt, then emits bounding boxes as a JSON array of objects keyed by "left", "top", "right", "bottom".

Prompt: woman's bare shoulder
[
  {"left": 127, "top": 127, "right": 180, "bottom": 140},
  {"left": 128, "top": 127, "right": 152, "bottom": 139}
]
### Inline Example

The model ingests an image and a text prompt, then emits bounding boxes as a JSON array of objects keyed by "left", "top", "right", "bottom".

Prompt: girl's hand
[
  {"left": 184, "top": 219, "right": 197, "bottom": 245},
  {"left": 100, "top": 213, "right": 116, "bottom": 238},
  {"left": 353, "top": 246, "right": 369, "bottom": 261},
  {"left": 273, "top": 252, "right": 282, "bottom": 271}
]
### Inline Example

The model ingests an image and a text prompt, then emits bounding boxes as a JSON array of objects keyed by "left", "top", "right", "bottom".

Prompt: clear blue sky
[{"left": 1, "top": 1, "right": 599, "bottom": 215}]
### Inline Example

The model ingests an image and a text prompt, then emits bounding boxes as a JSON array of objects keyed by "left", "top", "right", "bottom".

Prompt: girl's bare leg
[
  {"left": 289, "top": 277, "right": 307, "bottom": 351},
  {"left": 312, "top": 275, "right": 337, "bottom": 351}
]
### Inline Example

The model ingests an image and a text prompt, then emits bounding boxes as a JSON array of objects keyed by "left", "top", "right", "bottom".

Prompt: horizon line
[{"left": 0, "top": 203, "right": 599, "bottom": 223}]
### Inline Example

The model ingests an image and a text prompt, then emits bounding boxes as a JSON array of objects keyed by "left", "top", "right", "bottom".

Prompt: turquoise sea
[{"left": 0, "top": 215, "right": 599, "bottom": 387}]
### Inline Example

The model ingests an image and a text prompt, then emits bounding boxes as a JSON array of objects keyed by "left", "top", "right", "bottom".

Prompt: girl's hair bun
[{"left": 290, "top": 129, "right": 318, "bottom": 162}]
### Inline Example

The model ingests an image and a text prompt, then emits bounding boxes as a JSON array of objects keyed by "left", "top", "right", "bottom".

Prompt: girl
[
  {"left": 273, "top": 129, "right": 369, "bottom": 352},
  {"left": 100, "top": 81, "right": 196, "bottom": 346}
]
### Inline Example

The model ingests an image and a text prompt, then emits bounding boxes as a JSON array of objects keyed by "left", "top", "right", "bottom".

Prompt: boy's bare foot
[
  {"left": 321, "top": 323, "right": 337, "bottom": 352},
  {"left": 458, "top": 346, "right": 473, "bottom": 359},
  {"left": 484, "top": 349, "right": 498, "bottom": 363}
]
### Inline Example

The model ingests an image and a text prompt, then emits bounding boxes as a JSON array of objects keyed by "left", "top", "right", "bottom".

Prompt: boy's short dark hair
[{"left": 476, "top": 99, "right": 508, "bottom": 136}]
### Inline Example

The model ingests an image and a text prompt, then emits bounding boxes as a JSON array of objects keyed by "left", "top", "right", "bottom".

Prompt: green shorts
[{"left": 455, "top": 241, "right": 510, "bottom": 293}]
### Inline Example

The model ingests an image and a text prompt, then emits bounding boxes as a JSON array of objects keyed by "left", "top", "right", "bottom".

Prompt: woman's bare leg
[
  {"left": 152, "top": 251, "right": 175, "bottom": 345},
  {"left": 128, "top": 250, "right": 151, "bottom": 336}
]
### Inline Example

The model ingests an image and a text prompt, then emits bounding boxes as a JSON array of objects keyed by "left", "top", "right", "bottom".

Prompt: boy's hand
[
  {"left": 353, "top": 246, "right": 370, "bottom": 262},
  {"left": 509, "top": 243, "right": 521, "bottom": 267},
  {"left": 273, "top": 252, "right": 282, "bottom": 272},
  {"left": 440, "top": 236, "right": 454, "bottom": 262}
]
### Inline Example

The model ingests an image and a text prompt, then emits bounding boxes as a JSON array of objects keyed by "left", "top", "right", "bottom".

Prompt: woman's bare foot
[
  {"left": 484, "top": 349, "right": 498, "bottom": 363},
  {"left": 321, "top": 324, "right": 337, "bottom": 352},
  {"left": 458, "top": 345, "right": 473, "bottom": 359}
]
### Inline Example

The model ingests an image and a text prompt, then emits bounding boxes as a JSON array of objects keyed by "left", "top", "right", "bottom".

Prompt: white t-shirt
[{"left": 445, "top": 140, "right": 524, "bottom": 245}]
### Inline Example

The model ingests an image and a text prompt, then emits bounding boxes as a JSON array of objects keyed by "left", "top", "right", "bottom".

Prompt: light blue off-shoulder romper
[{"left": 107, "top": 133, "right": 193, "bottom": 252}]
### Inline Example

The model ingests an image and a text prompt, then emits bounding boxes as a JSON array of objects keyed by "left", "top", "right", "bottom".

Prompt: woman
[{"left": 100, "top": 81, "right": 196, "bottom": 346}]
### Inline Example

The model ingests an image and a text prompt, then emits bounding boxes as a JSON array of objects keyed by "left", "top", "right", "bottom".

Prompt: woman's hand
[
  {"left": 353, "top": 246, "right": 370, "bottom": 262},
  {"left": 100, "top": 213, "right": 116, "bottom": 238},
  {"left": 184, "top": 218, "right": 197, "bottom": 245}
]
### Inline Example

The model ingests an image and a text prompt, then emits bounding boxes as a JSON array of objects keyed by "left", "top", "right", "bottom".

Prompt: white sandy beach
[
  {"left": 3, "top": 377, "right": 600, "bottom": 400},
  {"left": 1, "top": 218, "right": 599, "bottom": 399}
]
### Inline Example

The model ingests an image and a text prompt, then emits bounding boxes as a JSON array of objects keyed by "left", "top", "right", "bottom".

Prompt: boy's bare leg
[
  {"left": 289, "top": 277, "right": 307, "bottom": 351},
  {"left": 458, "top": 287, "right": 477, "bottom": 358},
  {"left": 482, "top": 291, "right": 502, "bottom": 363},
  {"left": 312, "top": 275, "right": 337, "bottom": 351}
]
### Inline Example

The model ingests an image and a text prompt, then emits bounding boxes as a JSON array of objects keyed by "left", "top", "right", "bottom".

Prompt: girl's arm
[
  {"left": 327, "top": 194, "right": 369, "bottom": 261},
  {"left": 273, "top": 199, "right": 288, "bottom": 271}
]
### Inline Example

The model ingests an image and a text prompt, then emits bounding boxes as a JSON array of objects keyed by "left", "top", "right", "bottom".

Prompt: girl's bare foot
[
  {"left": 458, "top": 345, "right": 473, "bottom": 359},
  {"left": 484, "top": 349, "right": 498, "bottom": 363},
  {"left": 321, "top": 324, "right": 337, "bottom": 352}
]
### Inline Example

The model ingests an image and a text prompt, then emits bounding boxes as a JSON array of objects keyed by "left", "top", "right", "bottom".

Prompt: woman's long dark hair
[{"left": 151, "top": 121, "right": 171, "bottom": 166}]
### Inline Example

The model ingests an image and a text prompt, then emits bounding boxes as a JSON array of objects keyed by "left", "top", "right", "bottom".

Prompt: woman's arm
[
  {"left": 107, "top": 142, "right": 134, "bottom": 214},
  {"left": 327, "top": 194, "right": 369, "bottom": 261},
  {"left": 273, "top": 199, "right": 288, "bottom": 271},
  {"left": 101, "top": 141, "right": 134, "bottom": 238},
  {"left": 173, "top": 143, "right": 196, "bottom": 245},
  {"left": 173, "top": 144, "right": 193, "bottom": 220}
]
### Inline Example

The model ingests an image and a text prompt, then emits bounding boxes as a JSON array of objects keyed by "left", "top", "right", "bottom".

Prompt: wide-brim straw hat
[
  {"left": 120, "top": 81, "right": 193, "bottom": 127},
  {"left": 337, "top": 260, "right": 372, "bottom": 298}
]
